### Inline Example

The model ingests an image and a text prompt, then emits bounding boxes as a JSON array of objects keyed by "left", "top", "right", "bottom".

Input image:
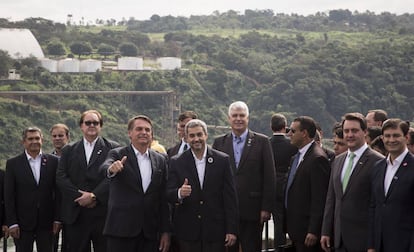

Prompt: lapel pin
[
  {"left": 403, "top": 162, "right": 407, "bottom": 167},
  {"left": 208, "top": 157, "right": 213, "bottom": 164},
  {"left": 97, "top": 150, "right": 102, "bottom": 155},
  {"left": 393, "top": 176, "right": 398, "bottom": 180}
]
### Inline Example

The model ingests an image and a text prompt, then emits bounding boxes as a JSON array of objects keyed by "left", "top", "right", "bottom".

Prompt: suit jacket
[
  {"left": 56, "top": 136, "right": 120, "bottom": 224},
  {"left": 166, "top": 147, "right": 238, "bottom": 241},
  {"left": 167, "top": 142, "right": 181, "bottom": 158},
  {"left": 321, "top": 147, "right": 383, "bottom": 250},
  {"left": 368, "top": 152, "right": 414, "bottom": 252},
  {"left": 212, "top": 130, "right": 276, "bottom": 221},
  {"left": 102, "top": 145, "right": 170, "bottom": 239},
  {"left": 269, "top": 134, "right": 298, "bottom": 175},
  {"left": 285, "top": 142, "right": 330, "bottom": 243},
  {"left": 4, "top": 152, "right": 60, "bottom": 231}
]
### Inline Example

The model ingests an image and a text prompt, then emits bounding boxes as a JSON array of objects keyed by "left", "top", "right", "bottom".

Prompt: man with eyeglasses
[
  {"left": 50, "top": 123, "right": 70, "bottom": 157},
  {"left": 57, "top": 110, "right": 120, "bottom": 252},
  {"left": 4, "top": 127, "right": 61, "bottom": 252}
]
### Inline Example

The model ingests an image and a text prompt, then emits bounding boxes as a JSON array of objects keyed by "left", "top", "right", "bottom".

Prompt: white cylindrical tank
[
  {"left": 39, "top": 58, "right": 58, "bottom": 72},
  {"left": 157, "top": 57, "right": 181, "bottom": 70},
  {"left": 118, "top": 57, "right": 143, "bottom": 70},
  {"left": 80, "top": 59, "right": 102, "bottom": 73},
  {"left": 58, "top": 58, "right": 80, "bottom": 72}
]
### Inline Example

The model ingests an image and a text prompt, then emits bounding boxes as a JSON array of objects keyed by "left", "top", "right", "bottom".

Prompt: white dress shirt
[
  {"left": 132, "top": 146, "right": 152, "bottom": 193},
  {"left": 341, "top": 143, "right": 368, "bottom": 182},
  {"left": 384, "top": 148, "right": 409, "bottom": 195},
  {"left": 83, "top": 137, "right": 98, "bottom": 164},
  {"left": 26, "top": 150, "right": 42, "bottom": 184}
]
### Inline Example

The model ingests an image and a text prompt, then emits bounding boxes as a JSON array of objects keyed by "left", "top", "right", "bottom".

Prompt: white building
[
  {"left": 157, "top": 57, "right": 181, "bottom": 70},
  {"left": 58, "top": 58, "right": 80, "bottom": 73},
  {"left": 0, "top": 28, "right": 44, "bottom": 59},
  {"left": 118, "top": 57, "right": 143, "bottom": 70},
  {"left": 80, "top": 59, "right": 102, "bottom": 72}
]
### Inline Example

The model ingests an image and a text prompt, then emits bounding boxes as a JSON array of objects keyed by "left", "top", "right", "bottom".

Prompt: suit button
[
  {"left": 200, "top": 201, "right": 203, "bottom": 205},
  {"left": 198, "top": 215, "right": 201, "bottom": 219}
]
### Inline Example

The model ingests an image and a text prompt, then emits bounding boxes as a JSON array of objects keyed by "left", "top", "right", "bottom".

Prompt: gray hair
[
  {"left": 228, "top": 101, "right": 249, "bottom": 117},
  {"left": 185, "top": 119, "right": 208, "bottom": 135}
]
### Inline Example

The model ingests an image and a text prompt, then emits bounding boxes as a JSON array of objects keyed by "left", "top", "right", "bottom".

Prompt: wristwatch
[{"left": 90, "top": 193, "right": 97, "bottom": 200}]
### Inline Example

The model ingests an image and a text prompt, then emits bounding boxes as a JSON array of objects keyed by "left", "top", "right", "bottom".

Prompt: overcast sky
[{"left": 1, "top": 0, "right": 413, "bottom": 24}]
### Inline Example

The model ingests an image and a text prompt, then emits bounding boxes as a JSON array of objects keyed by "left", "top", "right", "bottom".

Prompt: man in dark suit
[
  {"left": 101, "top": 115, "right": 170, "bottom": 252},
  {"left": 167, "top": 119, "right": 238, "bottom": 252},
  {"left": 285, "top": 116, "right": 330, "bottom": 252},
  {"left": 5, "top": 127, "right": 61, "bottom": 252},
  {"left": 56, "top": 110, "right": 120, "bottom": 252},
  {"left": 212, "top": 101, "right": 276, "bottom": 252},
  {"left": 368, "top": 119, "right": 414, "bottom": 252},
  {"left": 320, "top": 113, "right": 383, "bottom": 252},
  {"left": 269, "top": 113, "right": 297, "bottom": 251},
  {"left": 167, "top": 111, "right": 198, "bottom": 158}
]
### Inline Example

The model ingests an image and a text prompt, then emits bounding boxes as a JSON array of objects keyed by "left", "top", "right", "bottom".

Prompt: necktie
[
  {"left": 285, "top": 153, "right": 301, "bottom": 207},
  {"left": 342, "top": 152, "right": 355, "bottom": 192},
  {"left": 183, "top": 143, "right": 188, "bottom": 151}
]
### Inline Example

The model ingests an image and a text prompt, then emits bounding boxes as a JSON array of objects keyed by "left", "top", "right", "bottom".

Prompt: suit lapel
[
  {"left": 334, "top": 154, "right": 347, "bottom": 197},
  {"left": 202, "top": 148, "right": 215, "bottom": 190},
  {"left": 75, "top": 141, "right": 88, "bottom": 169},
  {"left": 238, "top": 131, "right": 253, "bottom": 170},
  {"left": 386, "top": 153, "right": 410, "bottom": 198},
  {"left": 38, "top": 154, "right": 48, "bottom": 185},
  {"left": 21, "top": 153, "right": 38, "bottom": 186},
  {"left": 87, "top": 137, "right": 104, "bottom": 168},
  {"left": 343, "top": 149, "right": 369, "bottom": 194},
  {"left": 126, "top": 145, "right": 144, "bottom": 193},
  {"left": 222, "top": 133, "right": 237, "bottom": 172}
]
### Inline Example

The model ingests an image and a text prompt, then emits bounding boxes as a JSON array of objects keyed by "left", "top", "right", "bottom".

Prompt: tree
[
  {"left": 0, "top": 50, "right": 13, "bottom": 77},
  {"left": 46, "top": 41, "right": 66, "bottom": 56},
  {"left": 97, "top": 43, "right": 115, "bottom": 59},
  {"left": 119, "top": 43, "right": 138, "bottom": 56},
  {"left": 70, "top": 42, "right": 92, "bottom": 58}
]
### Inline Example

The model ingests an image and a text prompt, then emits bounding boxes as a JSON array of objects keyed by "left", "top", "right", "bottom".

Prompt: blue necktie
[{"left": 285, "top": 153, "right": 300, "bottom": 208}]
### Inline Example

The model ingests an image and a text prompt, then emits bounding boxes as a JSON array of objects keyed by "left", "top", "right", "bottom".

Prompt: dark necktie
[{"left": 183, "top": 144, "right": 188, "bottom": 151}]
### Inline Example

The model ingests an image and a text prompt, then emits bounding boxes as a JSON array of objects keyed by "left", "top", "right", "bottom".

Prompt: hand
[
  {"left": 9, "top": 226, "right": 20, "bottom": 239},
  {"left": 304, "top": 233, "right": 318, "bottom": 247},
  {"left": 109, "top": 156, "right": 127, "bottom": 174},
  {"left": 320, "top": 235, "right": 331, "bottom": 252},
  {"left": 74, "top": 190, "right": 96, "bottom": 207},
  {"left": 260, "top": 210, "right": 271, "bottom": 224},
  {"left": 367, "top": 249, "right": 376, "bottom": 252},
  {"left": 224, "top": 233, "right": 237, "bottom": 247},
  {"left": 158, "top": 232, "right": 170, "bottom": 252},
  {"left": 53, "top": 222, "right": 62, "bottom": 235},
  {"left": 2, "top": 225, "right": 9, "bottom": 238},
  {"left": 179, "top": 178, "right": 192, "bottom": 199}
]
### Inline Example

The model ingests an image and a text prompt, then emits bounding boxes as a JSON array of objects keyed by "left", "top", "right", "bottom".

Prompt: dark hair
[
  {"left": 293, "top": 116, "right": 317, "bottom": 138},
  {"left": 381, "top": 118, "right": 409, "bottom": 135},
  {"left": 22, "top": 127, "right": 42, "bottom": 140},
  {"left": 370, "top": 136, "right": 387, "bottom": 156},
  {"left": 332, "top": 122, "right": 343, "bottom": 139},
  {"left": 128, "top": 115, "right": 153, "bottom": 131},
  {"left": 50, "top": 123, "right": 70, "bottom": 136},
  {"left": 368, "top": 109, "right": 388, "bottom": 123},
  {"left": 342, "top": 112, "right": 367, "bottom": 131},
  {"left": 79, "top": 110, "right": 103, "bottom": 127},
  {"left": 178, "top": 111, "right": 198, "bottom": 122},
  {"left": 367, "top": 126, "right": 382, "bottom": 141},
  {"left": 408, "top": 128, "right": 414, "bottom": 145},
  {"left": 271, "top": 113, "right": 287, "bottom": 132}
]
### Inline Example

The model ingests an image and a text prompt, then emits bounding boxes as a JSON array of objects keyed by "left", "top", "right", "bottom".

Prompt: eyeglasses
[
  {"left": 84, "top": 121, "right": 100, "bottom": 126},
  {"left": 290, "top": 128, "right": 297, "bottom": 134}
]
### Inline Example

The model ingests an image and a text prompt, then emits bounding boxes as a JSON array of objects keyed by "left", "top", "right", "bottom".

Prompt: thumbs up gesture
[
  {"left": 109, "top": 156, "right": 127, "bottom": 174},
  {"left": 179, "top": 178, "right": 192, "bottom": 199}
]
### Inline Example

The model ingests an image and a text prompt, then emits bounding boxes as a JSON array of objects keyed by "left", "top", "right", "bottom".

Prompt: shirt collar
[
  {"left": 191, "top": 145, "right": 207, "bottom": 161},
  {"left": 298, "top": 140, "right": 314, "bottom": 156},
  {"left": 131, "top": 144, "right": 149, "bottom": 157},
  {"left": 83, "top": 137, "right": 98, "bottom": 146},
  {"left": 347, "top": 143, "right": 368, "bottom": 158},
  {"left": 386, "top": 148, "right": 409, "bottom": 166},
  {"left": 232, "top": 129, "right": 248, "bottom": 141},
  {"left": 25, "top": 150, "right": 42, "bottom": 160}
]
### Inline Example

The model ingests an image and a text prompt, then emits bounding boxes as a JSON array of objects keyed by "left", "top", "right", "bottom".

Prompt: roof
[{"left": 0, "top": 28, "right": 44, "bottom": 59}]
